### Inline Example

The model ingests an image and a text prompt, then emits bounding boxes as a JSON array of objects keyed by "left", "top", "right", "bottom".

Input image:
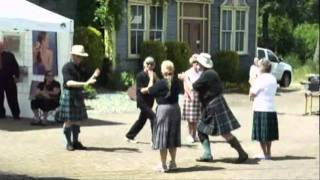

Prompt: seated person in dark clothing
[{"left": 30, "top": 70, "right": 60, "bottom": 125}]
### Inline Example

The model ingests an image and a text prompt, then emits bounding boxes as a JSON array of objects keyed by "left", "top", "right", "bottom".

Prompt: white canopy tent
[{"left": 0, "top": 0, "right": 74, "bottom": 118}]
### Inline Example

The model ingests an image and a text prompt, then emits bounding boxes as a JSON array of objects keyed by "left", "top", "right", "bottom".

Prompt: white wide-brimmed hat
[
  {"left": 196, "top": 53, "right": 213, "bottom": 68},
  {"left": 70, "top": 45, "right": 88, "bottom": 57}
]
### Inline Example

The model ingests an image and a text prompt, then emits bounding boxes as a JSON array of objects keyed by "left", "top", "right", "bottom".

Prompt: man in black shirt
[
  {"left": 125, "top": 57, "right": 157, "bottom": 143},
  {"left": 193, "top": 53, "right": 248, "bottom": 163},
  {"left": 0, "top": 33, "right": 20, "bottom": 119}
]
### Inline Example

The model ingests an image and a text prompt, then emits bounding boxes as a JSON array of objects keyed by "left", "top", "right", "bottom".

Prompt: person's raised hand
[{"left": 93, "top": 68, "right": 101, "bottom": 78}]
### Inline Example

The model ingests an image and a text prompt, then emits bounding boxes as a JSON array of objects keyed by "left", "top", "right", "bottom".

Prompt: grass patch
[{"left": 293, "top": 61, "right": 319, "bottom": 82}]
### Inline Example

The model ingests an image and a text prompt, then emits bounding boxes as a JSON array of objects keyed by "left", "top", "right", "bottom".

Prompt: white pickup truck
[{"left": 257, "top": 47, "right": 293, "bottom": 87}]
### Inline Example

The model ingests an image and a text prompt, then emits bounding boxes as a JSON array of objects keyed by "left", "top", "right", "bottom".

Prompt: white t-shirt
[
  {"left": 250, "top": 73, "right": 277, "bottom": 112},
  {"left": 186, "top": 67, "right": 202, "bottom": 83}
]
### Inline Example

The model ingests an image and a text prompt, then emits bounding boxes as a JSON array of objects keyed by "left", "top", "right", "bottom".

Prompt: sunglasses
[{"left": 146, "top": 62, "right": 154, "bottom": 66}]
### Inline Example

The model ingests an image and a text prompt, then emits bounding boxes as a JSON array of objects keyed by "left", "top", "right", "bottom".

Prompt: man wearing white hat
[
  {"left": 192, "top": 53, "right": 248, "bottom": 163},
  {"left": 0, "top": 32, "right": 20, "bottom": 120},
  {"left": 57, "top": 45, "right": 100, "bottom": 151}
]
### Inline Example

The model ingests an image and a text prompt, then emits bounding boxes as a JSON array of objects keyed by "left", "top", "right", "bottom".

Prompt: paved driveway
[{"left": 0, "top": 87, "right": 319, "bottom": 180}]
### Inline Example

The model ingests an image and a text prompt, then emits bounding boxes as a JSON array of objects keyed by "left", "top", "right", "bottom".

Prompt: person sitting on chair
[{"left": 30, "top": 70, "right": 60, "bottom": 125}]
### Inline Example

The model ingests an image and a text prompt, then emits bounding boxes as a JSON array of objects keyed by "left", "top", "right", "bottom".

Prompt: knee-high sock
[
  {"left": 63, "top": 127, "right": 72, "bottom": 145},
  {"left": 71, "top": 125, "right": 80, "bottom": 143}
]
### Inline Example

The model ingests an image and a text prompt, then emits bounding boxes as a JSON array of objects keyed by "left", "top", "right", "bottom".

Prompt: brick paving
[{"left": 0, "top": 89, "right": 319, "bottom": 180}]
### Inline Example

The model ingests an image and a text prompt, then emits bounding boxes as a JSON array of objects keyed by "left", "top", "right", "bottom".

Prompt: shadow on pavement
[
  {"left": 86, "top": 146, "right": 141, "bottom": 153},
  {"left": 270, "top": 155, "right": 316, "bottom": 161},
  {"left": 0, "top": 117, "right": 123, "bottom": 132},
  {"left": 212, "top": 158, "right": 260, "bottom": 165},
  {"left": 168, "top": 165, "right": 224, "bottom": 173},
  {"left": 277, "top": 87, "right": 301, "bottom": 93},
  {"left": 0, "top": 173, "right": 75, "bottom": 180}
]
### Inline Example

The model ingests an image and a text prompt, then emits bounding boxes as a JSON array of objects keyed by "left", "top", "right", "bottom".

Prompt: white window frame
[
  {"left": 128, "top": 1, "right": 167, "bottom": 59},
  {"left": 220, "top": 0, "right": 249, "bottom": 54}
]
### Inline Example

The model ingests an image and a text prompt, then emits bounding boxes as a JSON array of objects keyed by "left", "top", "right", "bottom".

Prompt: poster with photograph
[{"left": 32, "top": 31, "right": 58, "bottom": 75}]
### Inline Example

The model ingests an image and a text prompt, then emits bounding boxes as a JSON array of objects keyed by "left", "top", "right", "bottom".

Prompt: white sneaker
[
  {"left": 193, "top": 136, "right": 199, "bottom": 142},
  {"left": 168, "top": 161, "right": 177, "bottom": 170},
  {"left": 125, "top": 137, "right": 137, "bottom": 144},
  {"left": 154, "top": 164, "right": 168, "bottom": 173},
  {"left": 187, "top": 136, "right": 195, "bottom": 143}
]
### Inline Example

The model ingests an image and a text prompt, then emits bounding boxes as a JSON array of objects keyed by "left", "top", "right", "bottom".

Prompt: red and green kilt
[
  {"left": 252, "top": 111, "right": 279, "bottom": 141},
  {"left": 182, "top": 91, "right": 201, "bottom": 123},
  {"left": 197, "top": 95, "right": 240, "bottom": 136},
  {"left": 57, "top": 89, "right": 88, "bottom": 122}
]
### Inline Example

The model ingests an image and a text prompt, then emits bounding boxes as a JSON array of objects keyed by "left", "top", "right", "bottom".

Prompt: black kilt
[
  {"left": 197, "top": 95, "right": 240, "bottom": 136},
  {"left": 252, "top": 111, "right": 279, "bottom": 141},
  {"left": 57, "top": 89, "right": 87, "bottom": 122}
]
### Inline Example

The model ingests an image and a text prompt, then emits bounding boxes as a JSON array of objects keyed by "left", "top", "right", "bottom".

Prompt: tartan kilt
[
  {"left": 252, "top": 111, "right": 279, "bottom": 141},
  {"left": 182, "top": 91, "right": 201, "bottom": 123},
  {"left": 197, "top": 95, "right": 240, "bottom": 136},
  {"left": 56, "top": 89, "right": 88, "bottom": 122}
]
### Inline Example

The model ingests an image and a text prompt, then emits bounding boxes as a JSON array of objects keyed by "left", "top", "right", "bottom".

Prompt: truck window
[
  {"left": 258, "top": 50, "right": 265, "bottom": 59},
  {"left": 267, "top": 51, "right": 278, "bottom": 62}
]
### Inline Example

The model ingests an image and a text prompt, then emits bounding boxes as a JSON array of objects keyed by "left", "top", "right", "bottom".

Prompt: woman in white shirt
[{"left": 249, "top": 58, "right": 279, "bottom": 160}]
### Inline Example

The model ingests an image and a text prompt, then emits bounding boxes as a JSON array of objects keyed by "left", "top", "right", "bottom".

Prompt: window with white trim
[
  {"left": 128, "top": 3, "right": 165, "bottom": 57},
  {"left": 149, "top": 6, "right": 163, "bottom": 41},
  {"left": 129, "top": 5, "right": 145, "bottom": 55},
  {"left": 220, "top": 0, "right": 249, "bottom": 54}
]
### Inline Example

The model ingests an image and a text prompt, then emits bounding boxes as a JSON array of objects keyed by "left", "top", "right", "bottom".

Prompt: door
[{"left": 183, "top": 20, "right": 203, "bottom": 53}]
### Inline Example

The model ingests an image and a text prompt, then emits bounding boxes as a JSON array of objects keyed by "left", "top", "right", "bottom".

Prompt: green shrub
[
  {"left": 106, "top": 70, "right": 136, "bottom": 91},
  {"left": 293, "top": 23, "right": 319, "bottom": 63},
  {"left": 268, "top": 16, "right": 295, "bottom": 55},
  {"left": 140, "top": 41, "right": 166, "bottom": 75},
  {"left": 83, "top": 84, "right": 97, "bottom": 99},
  {"left": 165, "top": 41, "right": 192, "bottom": 74},
  {"left": 74, "top": 26, "right": 105, "bottom": 73},
  {"left": 212, "top": 51, "right": 240, "bottom": 83},
  {"left": 293, "top": 60, "right": 319, "bottom": 82},
  {"left": 283, "top": 53, "right": 302, "bottom": 69},
  {"left": 120, "top": 72, "right": 136, "bottom": 89}
]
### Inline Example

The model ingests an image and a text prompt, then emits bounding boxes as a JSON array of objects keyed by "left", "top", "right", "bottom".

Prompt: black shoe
[
  {"left": 13, "top": 116, "right": 20, "bottom": 120},
  {"left": 0, "top": 115, "right": 6, "bottom": 119},
  {"left": 30, "top": 121, "right": 42, "bottom": 126},
  {"left": 235, "top": 153, "right": 248, "bottom": 164},
  {"left": 66, "top": 144, "right": 74, "bottom": 151},
  {"left": 73, "top": 142, "right": 87, "bottom": 150}
]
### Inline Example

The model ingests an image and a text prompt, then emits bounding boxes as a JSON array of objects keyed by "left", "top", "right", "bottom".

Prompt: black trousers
[
  {"left": 0, "top": 80, "right": 20, "bottom": 118},
  {"left": 126, "top": 103, "right": 155, "bottom": 140},
  {"left": 31, "top": 98, "right": 59, "bottom": 112}
]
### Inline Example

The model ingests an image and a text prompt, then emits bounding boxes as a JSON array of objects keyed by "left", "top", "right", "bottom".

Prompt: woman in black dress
[{"left": 58, "top": 45, "right": 100, "bottom": 151}]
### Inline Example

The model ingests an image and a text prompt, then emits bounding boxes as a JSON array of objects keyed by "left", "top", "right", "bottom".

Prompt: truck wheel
[{"left": 280, "top": 72, "right": 291, "bottom": 87}]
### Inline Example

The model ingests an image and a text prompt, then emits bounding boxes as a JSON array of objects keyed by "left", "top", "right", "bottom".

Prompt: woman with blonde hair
[{"left": 141, "top": 60, "right": 181, "bottom": 172}]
